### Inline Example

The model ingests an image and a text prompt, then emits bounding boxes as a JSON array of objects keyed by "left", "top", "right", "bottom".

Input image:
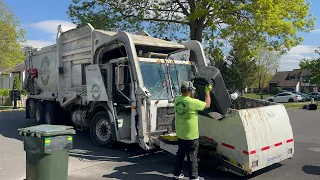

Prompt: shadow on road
[
  {"left": 0, "top": 111, "right": 36, "bottom": 141},
  {"left": 302, "top": 165, "right": 320, "bottom": 175}
]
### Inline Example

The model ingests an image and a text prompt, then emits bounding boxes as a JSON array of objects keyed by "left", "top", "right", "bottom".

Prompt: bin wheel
[
  {"left": 27, "top": 99, "right": 36, "bottom": 119},
  {"left": 35, "top": 102, "right": 44, "bottom": 124},
  {"left": 44, "top": 103, "right": 58, "bottom": 125},
  {"left": 90, "top": 111, "right": 114, "bottom": 148}
]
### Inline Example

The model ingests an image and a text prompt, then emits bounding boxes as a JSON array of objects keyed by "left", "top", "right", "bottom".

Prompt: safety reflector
[
  {"left": 275, "top": 142, "right": 282, "bottom": 147},
  {"left": 243, "top": 150, "right": 256, "bottom": 155},
  {"left": 222, "top": 142, "right": 235, "bottom": 149},
  {"left": 261, "top": 146, "right": 270, "bottom": 151},
  {"left": 203, "top": 136, "right": 214, "bottom": 141},
  {"left": 287, "top": 139, "right": 294, "bottom": 143}
]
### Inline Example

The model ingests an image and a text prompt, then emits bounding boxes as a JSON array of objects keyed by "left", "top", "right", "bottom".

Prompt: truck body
[{"left": 25, "top": 24, "right": 294, "bottom": 176}]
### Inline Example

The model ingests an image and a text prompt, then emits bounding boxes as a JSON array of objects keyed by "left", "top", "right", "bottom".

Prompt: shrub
[
  {"left": 0, "top": 89, "right": 10, "bottom": 96},
  {"left": 13, "top": 75, "right": 21, "bottom": 90},
  {"left": 270, "top": 87, "right": 281, "bottom": 95}
]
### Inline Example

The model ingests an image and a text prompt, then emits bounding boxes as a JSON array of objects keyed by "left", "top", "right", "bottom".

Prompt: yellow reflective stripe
[
  {"left": 45, "top": 140, "right": 51, "bottom": 144},
  {"left": 68, "top": 137, "right": 72, "bottom": 141}
]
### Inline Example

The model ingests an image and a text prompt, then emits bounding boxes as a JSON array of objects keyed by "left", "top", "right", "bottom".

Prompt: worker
[{"left": 173, "top": 81, "right": 212, "bottom": 180}]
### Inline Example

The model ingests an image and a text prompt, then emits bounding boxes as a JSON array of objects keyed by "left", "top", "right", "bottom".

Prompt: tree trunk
[{"left": 189, "top": 19, "right": 204, "bottom": 65}]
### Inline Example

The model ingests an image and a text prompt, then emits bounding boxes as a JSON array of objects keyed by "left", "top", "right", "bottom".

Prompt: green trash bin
[{"left": 18, "top": 125, "right": 76, "bottom": 180}]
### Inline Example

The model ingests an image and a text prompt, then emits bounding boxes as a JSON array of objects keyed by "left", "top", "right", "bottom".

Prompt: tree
[
  {"left": 300, "top": 48, "right": 320, "bottom": 85},
  {"left": 13, "top": 74, "right": 21, "bottom": 90},
  {"left": 68, "top": 0, "right": 314, "bottom": 64},
  {"left": 0, "top": 0, "right": 25, "bottom": 69},
  {"left": 255, "top": 46, "right": 280, "bottom": 98}
]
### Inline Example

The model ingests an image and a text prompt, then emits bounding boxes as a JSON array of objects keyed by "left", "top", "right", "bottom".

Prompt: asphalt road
[{"left": 0, "top": 109, "right": 319, "bottom": 180}]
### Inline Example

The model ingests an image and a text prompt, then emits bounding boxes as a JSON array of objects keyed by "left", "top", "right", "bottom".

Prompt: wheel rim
[
  {"left": 29, "top": 101, "right": 35, "bottom": 117},
  {"left": 95, "top": 119, "right": 111, "bottom": 142},
  {"left": 35, "top": 106, "right": 41, "bottom": 123},
  {"left": 45, "top": 109, "right": 52, "bottom": 124}
]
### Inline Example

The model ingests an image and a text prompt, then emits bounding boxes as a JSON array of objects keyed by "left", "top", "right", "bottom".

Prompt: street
[{"left": 0, "top": 109, "right": 319, "bottom": 180}]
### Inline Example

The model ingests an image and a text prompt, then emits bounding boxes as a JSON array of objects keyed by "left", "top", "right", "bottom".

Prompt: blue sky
[{"left": 4, "top": 0, "right": 320, "bottom": 71}]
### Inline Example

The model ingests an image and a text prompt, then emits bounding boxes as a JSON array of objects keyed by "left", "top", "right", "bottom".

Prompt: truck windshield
[
  {"left": 140, "top": 61, "right": 195, "bottom": 100},
  {"left": 169, "top": 64, "right": 195, "bottom": 96},
  {"left": 140, "top": 62, "right": 170, "bottom": 100}
]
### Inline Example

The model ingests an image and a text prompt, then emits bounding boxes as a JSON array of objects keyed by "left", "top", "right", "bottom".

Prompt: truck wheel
[
  {"left": 288, "top": 98, "right": 294, "bottom": 102},
  {"left": 268, "top": 99, "right": 273, "bottom": 102},
  {"left": 27, "top": 99, "right": 36, "bottom": 119},
  {"left": 90, "top": 112, "right": 114, "bottom": 148},
  {"left": 44, "top": 103, "right": 58, "bottom": 125},
  {"left": 35, "top": 102, "right": 44, "bottom": 124}
]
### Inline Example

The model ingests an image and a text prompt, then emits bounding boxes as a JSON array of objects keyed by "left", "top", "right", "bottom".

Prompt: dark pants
[{"left": 173, "top": 138, "right": 199, "bottom": 179}]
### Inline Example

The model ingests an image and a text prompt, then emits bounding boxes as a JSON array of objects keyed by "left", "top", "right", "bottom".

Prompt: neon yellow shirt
[{"left": 174, "top": 96, "right": 206, "bottom": 140}]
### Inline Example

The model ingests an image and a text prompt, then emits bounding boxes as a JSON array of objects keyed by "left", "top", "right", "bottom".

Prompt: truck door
[{"left": 113, "top": 62, "right": 135, "bottom": 141}]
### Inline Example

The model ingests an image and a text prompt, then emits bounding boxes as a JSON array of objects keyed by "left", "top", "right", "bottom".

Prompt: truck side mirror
[{"left": 116, "top": 65, "right": 125, "bottom": 91}]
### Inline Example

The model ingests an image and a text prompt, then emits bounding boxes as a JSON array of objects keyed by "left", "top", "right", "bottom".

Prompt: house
[
  {"left": 269, "top": 69, "right": 318, "bottom": 93},
  {"left": 0, "top": 63, "right": 26, "bottom": 89}
]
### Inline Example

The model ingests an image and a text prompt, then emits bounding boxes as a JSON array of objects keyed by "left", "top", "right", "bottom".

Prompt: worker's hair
[{"left": 180, "top": 87, "right": 188, "bottom": 94}]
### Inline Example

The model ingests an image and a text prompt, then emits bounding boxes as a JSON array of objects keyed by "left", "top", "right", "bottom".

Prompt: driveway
[{"left": 0, "top": 109, "right": 319, "bottom": 180}]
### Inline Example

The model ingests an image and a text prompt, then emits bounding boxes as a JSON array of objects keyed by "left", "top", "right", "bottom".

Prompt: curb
[{"left": 0, "top": 108, "right": 25, "bottom": 112}]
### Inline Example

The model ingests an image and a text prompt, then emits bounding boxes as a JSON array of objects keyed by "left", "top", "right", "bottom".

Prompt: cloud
[
  {"left": 311, "top": 29, "right": 320, "bottom": 33},
  {"left": 286, "top": 45, "right": 317, "bottom": 55},
  {"left": 24, "top": 40, "right": 55, "bottom": 48},
  {"left": 26, "top": 20, "right": 76, "bottom": 34},
  {"left": 279, "top": 45, "right": 318, "bottom": 71}
]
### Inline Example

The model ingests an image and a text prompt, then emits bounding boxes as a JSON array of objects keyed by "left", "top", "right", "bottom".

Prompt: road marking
[{"left": 309, "top": 148, "right": 320, "bottom": 152}]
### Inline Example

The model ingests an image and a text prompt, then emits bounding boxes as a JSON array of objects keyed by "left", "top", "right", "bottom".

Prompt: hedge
[{"left": 0, "top": 89, "right": 27, "bottom": 96}]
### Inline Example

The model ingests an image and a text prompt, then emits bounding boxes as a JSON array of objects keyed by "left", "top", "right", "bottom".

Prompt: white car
[{"left": 267, "top": 92, "right": 302, "bottom": 103}]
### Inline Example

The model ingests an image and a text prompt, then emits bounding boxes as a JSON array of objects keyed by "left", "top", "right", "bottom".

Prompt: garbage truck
[{"left": 24, "top": 23, "right": 294, "bottom": 176}]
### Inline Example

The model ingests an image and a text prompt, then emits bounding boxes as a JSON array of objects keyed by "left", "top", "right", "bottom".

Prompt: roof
[
  {"left": 270, "top": 71, "right": 299, "bottom": 87},
  {"left": 0, "top": 63, "right": 25, "bottom": 74},
  {"left": 300, "top": 69, "right": 312, "bottom": 77},
  {"left": 288, "top": 69, "right": 301, "bottom": 77}
]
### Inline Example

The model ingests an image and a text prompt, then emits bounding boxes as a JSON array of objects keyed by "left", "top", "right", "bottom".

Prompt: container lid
[{"left": 18, "top": 125, "right": 76, "bottom": 138}]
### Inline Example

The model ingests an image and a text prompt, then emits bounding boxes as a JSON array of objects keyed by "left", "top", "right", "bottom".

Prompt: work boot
[{"left": 173, "top": 173, "right": 184, "bottom": 179}]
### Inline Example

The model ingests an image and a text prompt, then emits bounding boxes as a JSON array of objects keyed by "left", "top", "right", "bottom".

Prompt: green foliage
[
  {"left": 270, "top": 87, "right": 281, "bottom": 95},
  {"left": 299, "top": 48, "right": 320, "bottom": 85},
  {"left": 68, "top": 0, "right": 314, "bottom": 64},
  {"left": 208, "top": 47, "right": 257, "bottom": 91},
  {"left": 0, "top": 0, "right": 25, "bottom": 69},
  {"left": 13, "top": 75, "right": 20, "bottom": 90},
  {"left": 0, "top": 89, "right": 10, "bottom": 96}
]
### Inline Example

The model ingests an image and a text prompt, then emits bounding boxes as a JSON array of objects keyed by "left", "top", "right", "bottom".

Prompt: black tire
[
  {"left": 35, "top": 102, "right": 44, "bottom": 124},
  {"left": 268, "top": 99, "right": 273, "bottom": 102},
  {"left": 26, "top": 99, "right": 36, "bottom": 119},
  {"left": 90, "top": 111, "right": 114, "bottom": 148},
  {"left": 288, "top": 98, "right": 294, "bottom": 102},
  {"left": 44, "top": 103, "right": 58, "bottom": 125}
]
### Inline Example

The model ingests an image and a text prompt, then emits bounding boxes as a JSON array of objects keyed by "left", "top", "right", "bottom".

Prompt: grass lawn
[
  {"left": 243, "top": 93, "right": 272, "bottom": 99},
  {"left": 283, "top": 102, "right": 308, "bottom": 109}
]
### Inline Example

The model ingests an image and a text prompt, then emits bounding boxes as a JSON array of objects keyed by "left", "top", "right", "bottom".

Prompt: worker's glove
[{"left": 205, "top": 84, "right": 212, "bottom": 93}]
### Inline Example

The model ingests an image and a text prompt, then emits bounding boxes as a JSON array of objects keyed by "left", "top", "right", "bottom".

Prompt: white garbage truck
[{"left": 24, "top": 23, "right": 294, "bottom": 176}]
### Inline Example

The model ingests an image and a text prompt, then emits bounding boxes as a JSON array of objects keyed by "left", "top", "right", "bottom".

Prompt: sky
[{"left": 3, "top": 0, "right": 320, "bottom": 71}]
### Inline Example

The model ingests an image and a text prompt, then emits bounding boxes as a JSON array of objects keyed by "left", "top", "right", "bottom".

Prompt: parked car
[
  {"left": 266, "top": 92, "right": 302, "bottom": 103},
  {"left": 291, "top": 91, "right": 312, "bottom": 101},
  {"left": 307, "top": 92, "right": 320, "bottom": 100}
]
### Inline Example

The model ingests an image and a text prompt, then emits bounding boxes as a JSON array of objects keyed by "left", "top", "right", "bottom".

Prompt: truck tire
[
  {"left": 44, "top": 103, "right": 58, "bottom": 125},
  {"left": 35, "top": 102, "right": 44, "bottom": 124},
  {"left": 27, "top": 99, "right": 36, "bottom": 119},
  {"left": 90, "top": 111, "right": 114, "bottom": 148}
]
